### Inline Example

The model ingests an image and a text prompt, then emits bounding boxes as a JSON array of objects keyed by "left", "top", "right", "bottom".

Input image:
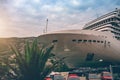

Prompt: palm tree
[{"left": 5, "top": 39, "right": 60, "bottom": 80}]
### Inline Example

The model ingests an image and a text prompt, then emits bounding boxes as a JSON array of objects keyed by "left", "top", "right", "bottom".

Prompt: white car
[{"left": 87, "top": 74, "right": 100, "bottom": 80}]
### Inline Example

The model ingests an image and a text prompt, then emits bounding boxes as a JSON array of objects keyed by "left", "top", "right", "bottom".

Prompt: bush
[{"left": 4, "top": 39, "right": 61, "bottom": 80}]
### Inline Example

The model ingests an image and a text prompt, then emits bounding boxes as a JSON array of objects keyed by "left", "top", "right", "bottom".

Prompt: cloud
[{"left": 0, "top": 0, "right": 120, "bottom": 37}]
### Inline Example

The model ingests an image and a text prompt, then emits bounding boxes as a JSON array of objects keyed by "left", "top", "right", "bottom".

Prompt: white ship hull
[{"left": 38, "top": 30, "right": 120, "bottom": 68}]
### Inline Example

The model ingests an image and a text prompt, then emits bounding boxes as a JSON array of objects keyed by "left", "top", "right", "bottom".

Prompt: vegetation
[
  {"left": 51, "top": 57, "right": 69, "bottom": 72},
  {"left": 0, "top": 63, "right": 9, "bottom": 79},
  {"left": 3, "top": 39, "right": 65, "bottom": 80}
]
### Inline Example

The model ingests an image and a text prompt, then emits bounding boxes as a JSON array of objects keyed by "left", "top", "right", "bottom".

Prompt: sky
[{"left": 0, "top": 0, "right": 120, "bottom": 37}]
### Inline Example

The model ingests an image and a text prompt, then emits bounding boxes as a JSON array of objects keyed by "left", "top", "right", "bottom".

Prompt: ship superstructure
[{"left": 83, "top": 8, "right": 120, "bottom": 40}]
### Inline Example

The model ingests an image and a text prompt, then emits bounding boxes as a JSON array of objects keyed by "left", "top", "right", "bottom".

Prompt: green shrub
[{"left": 4, "top": 39, "right": 59, "bottom": 80}]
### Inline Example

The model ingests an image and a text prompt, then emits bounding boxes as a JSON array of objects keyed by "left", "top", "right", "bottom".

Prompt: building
[{"left": 83, "top": 8, "right": 120, "bottom": 40}]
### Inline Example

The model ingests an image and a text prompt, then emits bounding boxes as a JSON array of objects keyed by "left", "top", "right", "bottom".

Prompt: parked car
[
  {"left": 86, "top": 73, "right": 100, "bottom": 80},
  {"left": 101, "top": 72, "right": 113, "bottom": 80},
  {"left": 54, "top": 74, "right": 65, "bottom": 80},
  {"left": 68, "top": 74, "right": 80, "bottom": 80},
  {"left": 44, "top": 77, "right": 52, "bottom": 80}
]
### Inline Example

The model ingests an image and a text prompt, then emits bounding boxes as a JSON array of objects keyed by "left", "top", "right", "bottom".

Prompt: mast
[{"left": 45, "top": 18, "right": 48, "bottom": 33}]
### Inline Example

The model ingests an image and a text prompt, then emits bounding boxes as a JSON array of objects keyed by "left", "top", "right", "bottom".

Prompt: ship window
[
  {"left": 106, "top": 19, "right": 108, "bottom": 22},
  {"left": 118, "top": 14, "right": 120, "bottom": 16},
  {"left": 101, "top": 41, "right": 103, "bottom": 43},
  {"left": 88, "top": 40, "right": 92, "bottom": 42},
  {"left": 78, "top": 39, "right": 82, "bottom": 42},
  {"left": 111, "top": 31, "right": 113, "bottom": 33},
  {"left": 72, "top": 39, "right": 76, "bottom": 42},
  {"left": 97, "top": 40, "right": 100, "bottom": 43},
  {"left": 83, "top": 40, "right": 87, "bottom": 42},
  {"left": 103, "top": 21, "right": 105, "bottom": 23},
  {"left": 93, "top": 40, "right": 96, "bottom": 42},
  {"left": 104, "top": 20, "right": 106, "bottom": 23},
  {"left": 52, "top": 40, "right": 58, "bottom": 43},
  {"left": 111, "top": 18, "right": 113, "bottom": 21}
]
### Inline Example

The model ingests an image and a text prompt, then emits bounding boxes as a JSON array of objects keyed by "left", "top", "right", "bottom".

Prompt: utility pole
[{"left": 109, "top": 65, "right": 114, "bottom": 80}]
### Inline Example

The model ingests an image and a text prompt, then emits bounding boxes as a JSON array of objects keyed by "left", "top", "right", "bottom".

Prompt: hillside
[{"left": 0, "top": 37, "right": 36, "bottom": 62}]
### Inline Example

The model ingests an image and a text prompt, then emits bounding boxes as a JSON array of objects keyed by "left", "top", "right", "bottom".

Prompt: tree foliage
[{"left": 4, "top": 39, "right": 60, "bottom": 80}]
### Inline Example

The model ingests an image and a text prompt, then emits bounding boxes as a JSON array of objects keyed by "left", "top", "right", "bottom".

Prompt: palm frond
[{"left": 4, "top": 39, "right": 68, "bottom": 80}]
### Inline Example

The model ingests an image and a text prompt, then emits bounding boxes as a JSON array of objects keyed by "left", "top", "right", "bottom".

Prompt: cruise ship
[{"left": 38, "top": 9, "right": 120, "bottom": 68}]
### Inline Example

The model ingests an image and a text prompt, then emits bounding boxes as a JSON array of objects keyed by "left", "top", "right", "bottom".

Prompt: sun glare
[{"left": 0, "top": 19, "right": 7, "bottom": 37}]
